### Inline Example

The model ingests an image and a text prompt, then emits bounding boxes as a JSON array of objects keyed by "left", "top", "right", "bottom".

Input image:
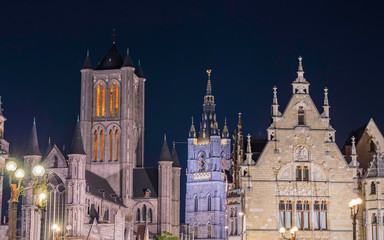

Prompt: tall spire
[
  {"left": 25, "top": 118, "right": 41, "bottom": 156},
  {"left": 189, "top": 117, "right": 196, "bottom": 138},
  {"left": 69, "top": 116, "right": 86, "bottom": 155},
  {"left": 206, "top": 69, "right": 212, "bottom": 95}
]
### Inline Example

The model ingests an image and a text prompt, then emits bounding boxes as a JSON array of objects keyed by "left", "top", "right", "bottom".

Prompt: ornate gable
[{"left": 43, "top": 145, "right": 67, "bottom": 168}]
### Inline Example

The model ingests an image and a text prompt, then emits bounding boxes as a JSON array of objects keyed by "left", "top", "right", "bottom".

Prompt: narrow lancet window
[
  {"left": 110, "top": 86, "right": 114, "bottom": 116},
  {"left": 102, "top": 86, "right": 105, "bottom": 116},
  {"left": 109, "top": 130, "right": 113, "bottom": 161},
  {"left": 96, "top": 85, "right": 100, "bottom": 116},
  {"left": 115, "top": 85, "right": 119, "bottom": 116},
  {"left": 94, "top": 131, "right": 98, "bottom": 161},
  {"left": 115, "top": 130, "right": 119, "bottom": 160},
  {"left": 100, "top": 131, "right": 104, "bottom": 161}
]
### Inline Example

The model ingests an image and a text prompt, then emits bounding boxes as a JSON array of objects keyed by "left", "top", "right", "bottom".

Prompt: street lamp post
[
  {"left": 52, "top": 224, "right": 72, "bottom": 240},
  {"left": 279, "top": 227, "right": 298, "bottom": 240},
  {"left": 5, "top": 160, "right": 48, "bottom": 240},
  {"left": 349, "top": 198, "right": 362, "bottom": 240}
]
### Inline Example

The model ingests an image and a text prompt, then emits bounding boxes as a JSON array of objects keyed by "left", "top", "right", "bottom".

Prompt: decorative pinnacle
[
  {"left": 173, "top": 141, "right": 176, "bottom": 148},
  {"left": 164, "top": 134, "right": 167, "bottom": 141},
  {"left": 206, "top": 69, "right": 212, "bottom": 95},
  {"left": 273, "top": 86, "right": 278, "bottom": 105},
  {"left": 48, "top": 137, "right": 51, "bottom": 144},
  {"left": 324, "top": 87, "right": 329, "bottom": 106},
  {"left": 298, "top": 56, "right": 303, "bottom": 71},
  {"left": 138, "top": 59, "right": 141, "bottom": 65},
  {"left": 87, "top": 49, "right": 90, "bottom": 57},
  {"left": 77, "top": 114, "right": 80, "bottom": 122},
  {"left": 224, "top": 117, "right": 227, "bottom": 125},
  {"left": 351, "top": 136, "right": 356, "bottom": 155},
  {"left": 112, "top": 28, "right": 117, "bottom": 44},
  {"left": 33, "top": 117, "right": 36, "bottom": 124}
]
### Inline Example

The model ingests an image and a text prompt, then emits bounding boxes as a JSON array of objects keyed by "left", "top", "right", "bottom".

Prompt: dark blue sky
[{"left": 1, "top": 0, "right": 384, "bottom": 222}]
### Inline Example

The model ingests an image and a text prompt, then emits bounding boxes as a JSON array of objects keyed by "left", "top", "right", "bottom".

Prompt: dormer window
[
  {"left": 298, "top": 106, "right": 305, "bottom": 125},
  {"left": 145, "top": 189, "right": 151, "bottom": 198}
]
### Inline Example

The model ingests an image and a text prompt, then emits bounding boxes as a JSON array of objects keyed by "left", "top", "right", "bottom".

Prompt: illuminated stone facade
[
  {"left": 185, "top": 71, "right": 231, "bottom": 240},
  {"left": 235, "top": 58, "right": 360, "bottom": 240},
  {"left": 5, "top": 44, "right": 181, "bottom": 240}
]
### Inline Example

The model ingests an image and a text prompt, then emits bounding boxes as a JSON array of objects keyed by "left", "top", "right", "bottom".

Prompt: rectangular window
[
  {"left": 303, "top": 166, "right": 309, "bottom": 181},
  {"left": 303, "top": 201, "right": 310, "bottom": 230},
  {"left": 296, "top": 167, "right": 302, "bottom": 181},
  {"left": 320, "top": 201, "right": 327, "bottom": 230},
  {"left": 285, "top": 201, "right": 292, "bottom": 229},
  {"left": 296, "top": 201, "right": 302, "bottom": 229},
  {"left": 298, "top": 107, "right": 305, "bottom": 125},
  {"left": 314, "top": 201, "right": 320, "bottom": 230},
  {"left": 279, "top": 201, "right": 285, "bottom": 228}
]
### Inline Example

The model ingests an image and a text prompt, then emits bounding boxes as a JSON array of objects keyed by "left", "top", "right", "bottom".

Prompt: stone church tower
[{"left": 185, "top": 70, "right": 231, "bottom": 240}]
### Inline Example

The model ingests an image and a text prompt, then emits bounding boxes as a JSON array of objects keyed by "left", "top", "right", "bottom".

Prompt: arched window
[
  {"left": 149, "top": 208, "right": 153, "bottom": 223},
  {"left": 109, "top": 130, "right": 113, "bottom": 161},
  {"left": 298, "top": 106, "right": 305, "bottom": 125},
  {"left": 142, "top": 205, "right": 147, "bottom": 222},
  {"left": 136, "top": 208, "right": 141, "bottom": 222},
  {"left": 285, "top": 201, "right": 292, "bottom": 229},
  {"left": 319, "top": 201, "right": 327, "bottom": 230},
  {"left": 208, "top": 195, "right": 212, "bottom": 211},
  {"left": 115, "top": 130, "right": 119, "bottom": 161},
  {"left": 101, "top": 85, "right": 105, "bottom": 116},
  {"left": 100, "top": 131, "right": 104, "bottom": 161},
  {"left": 371, "top": 140, "right": 376, "bottom": 152},
  {"left": 94, "top": 130, "right": 98, "bottom": 161},
  {"left": 372, "top": 213, "right": 378, "bottom": 240},
  {"left": 303, "top": 201, "right": 310, "bottom": 230},
  {"left": 194, "top": 196, "right": 198, "bottom": 212},
  {"left": 371, "top": 182, "right": 376, "bottom": 195},
  {"left": 96, "top": 85, "right": 100, "bottom": 116},
  {"left": 110, "top": 86, "right": 114, "bottom": 116},
  {"left": 194, "top": 225, "right": 198, "bottom": 238},
  {"left": 207, "top": 223, "right": 212, "bottom": 239},
  {"left": 115, "top": 85, "right": 119, "bottom": 115}
]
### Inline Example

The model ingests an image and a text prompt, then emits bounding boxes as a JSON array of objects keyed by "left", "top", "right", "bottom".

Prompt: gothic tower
[
  {"left": 79, "top": 44, "right": 145, "bottom": 206},
  {"left": 0, "top": 96, "right": 9, "bottom": 224},
  {"left": 185, "top": 70, "right": 231, "bottom": 240}
]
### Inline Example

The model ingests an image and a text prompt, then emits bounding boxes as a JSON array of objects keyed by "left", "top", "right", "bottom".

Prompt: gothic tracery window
[
  {"left": 207, "top": 223, "right": 212, "bottom": 239},
  {"left": 279, "top": 200, "right": 292, "bottom": 229},
  {"left": 115, "top": 130, "right": 119, "bottom": 161},
  {"left": 109, "top": 130, "right": 113, "bottom": 161},
  {"left": 208, "top": 195, "right": 212, "bottom": 211},
  {"left": 100, "top": 130, "right": 104, "bottom": 161},
  {"left": 194, "top": 196, "right": 198, "bottom": 212},
  {"left": 142, "top": 205, "right": 147, "bottom": 222},
  {"left": 149, "top": 208, "right": 153, "bottom": 223},
  {"left": 94, "top": 130, "right": 98, "bottom": 161}
]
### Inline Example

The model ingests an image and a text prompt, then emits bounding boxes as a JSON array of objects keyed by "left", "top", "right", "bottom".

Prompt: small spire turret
[
  {"left": 238, "top": 113, "right": 242, "bottom": 133},
  {"left": 322, "top": 87, "right": 330, "bottom": 118},
  {"left": 271, "top": 86, "right": 281, "bottom": 118},
  {"left": 246, "top": 134, "right": 254, "bottom": 165},
  {"left": 292, "top": 56, "right": 310, "bottom": 94},
  {"left": 25, "top": 117, "right": 41, "bottom": 156},
  {"left": 171, "top": 141, "right": 181, "bottom": 168},
  {"left": 206, "top": 69, "right": 212, "bottom": 95},
  {"left": 122, "top": 48, "right": 134, "bottom": 67},
  {"left": 81, "top": 50, "right": 93, "bottom": 70},
  {"left": 189, "top": 117, "right": 196, "bottom": 138},
  {"left": 158, "top": 135, "right": 172, "bottom": 162},
  {"left": 222, "top": 117, "right": 230, "bottom": 139}
]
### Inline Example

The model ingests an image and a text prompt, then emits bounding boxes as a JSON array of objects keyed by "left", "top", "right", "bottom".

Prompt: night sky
[{"left": 1, "top": 0, "right": 384, "bottom": 222}]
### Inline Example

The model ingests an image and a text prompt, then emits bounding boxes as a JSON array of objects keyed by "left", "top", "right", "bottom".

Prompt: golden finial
[
  {"left": 173, "top": 141, "right": 176, "bottom": 148},
  {"left": 164, "top": 134, "right": 167, "bottom": 141},
  {"left": 206, "top": 69, "right": 212, "bottom": 77}
]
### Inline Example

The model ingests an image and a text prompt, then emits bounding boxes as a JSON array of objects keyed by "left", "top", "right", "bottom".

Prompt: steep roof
[
  {"left": 68, "top": 118, "right": 86, "bottom": 155},
  {"left": 25, "top": 119, "right": 41, "bottom": 156},
  {"left": 158, "top": 137, "right": 172, "bottom": 162},
  {"left": 132, "top": 168, "right": 158, "bottom": 198},
  {"left": 82, "top": 51, "right": 93, "bottom": 69},
  {"left": 85, "top": 170, "right": 124, "bottom": 206},
  {"left": 344, "top": 123, "right": 368, "bottom": 146},
  {"left": 96, "top": 45, "right": 124, "bottom": 70},
  {"left": 122, "top": 49, "right": 134, "bottom": 67},
  {"left": 134, "top": 62, "right": 145, "bottom": 78},
  {"left": 171, "top": 144, "right": 181, "bottom": 168},
  {"left": 365, "top": 152, "right": 384, "bottom": 178}
]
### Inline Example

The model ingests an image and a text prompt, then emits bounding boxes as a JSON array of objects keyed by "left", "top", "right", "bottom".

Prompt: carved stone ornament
[
  {"left": 295, "top": 146, "right": 309, "bottom": 161},
  {"left": 292, "top": 100, "right": 310, "bottom": 110}
]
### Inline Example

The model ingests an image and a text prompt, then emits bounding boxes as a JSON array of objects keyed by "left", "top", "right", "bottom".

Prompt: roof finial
[
  {"left": 33, "top": 116, "right": 36, "bottom": 124},
  {"left": 351, "top": 136, "right": 356, "bottom": 155},
  {"left": 323, "top": 87, "right": 329, "bottom": 106},
  {"left": 296, "top": 56, "right": 305, "bottom": 79},
  {"left": 138, "top": 59, "right": 141, "bottom": 65},
  {"left": 273, "top": 86, "right": 278, "bottom": 105},
  {"left": 87, "top": 49, "right": 90, "bottom": 57},
  {"left": 298, "top": 56, "right": 303, "bottom": 71},
  {"left": 206, "top": 69, "right": 212, "bottom": 95},
  {"left": 225, "top": 117, "right": 227, "bottom": 125},
  {"left": 173, "top": 141, "right": 176, "bottom": 148},
  {"left": 238, "top": 112, "right": 242, "bottom": 129},
  {"left": 48, "top": 137, "right": 51, "bottom": 144},
  {"left": 77, "top": 114, "right": 80, "bottom": 122},
  {"left": 164, "top": 134, "right": 167, "bottom": 141},
  {"left": 127, "top": 48, "right": 130, "bottom": 55},
  {"left": 112, "top": 28, "right": 117, "bottom": 45}
]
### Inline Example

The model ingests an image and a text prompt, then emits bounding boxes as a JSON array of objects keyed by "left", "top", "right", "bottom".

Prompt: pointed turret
[
  {"left": 135, "top": 60, "right": 145, "bottom": 78},
  {"left": 25, "top": 118, "right": 41, "bottom": 156},
  {"left": 322, "top": 87, "right": 330, "bottom": 118},
  {"left": 158, "top": 135, "right": 172, "bottom": 162},
  {"left": 69, "top": 116, "right": 86, "bottom": 155},
  {"left": 246, "top": 134, "right": 254, "bottom": 165},
  {"left": 222, "top": 117, "right": 230, "bottom": 139},
  {"left": 189, "top": 117, "right": 196, "bottom": 138},
  {"left": 82, "top": 50, "right": 93, "bottom": 70},
  {"left": 122, "top": 48, "right": 134, "bottom": 68},
  {"left": 292, "top": 56, "right": 310, "bottom": 94},
  {"left": 172, "top": 142, "right": 181, "bottom": 168},
  {"left": 238, "top": 113, "right": 243, "bottom": 133}
]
